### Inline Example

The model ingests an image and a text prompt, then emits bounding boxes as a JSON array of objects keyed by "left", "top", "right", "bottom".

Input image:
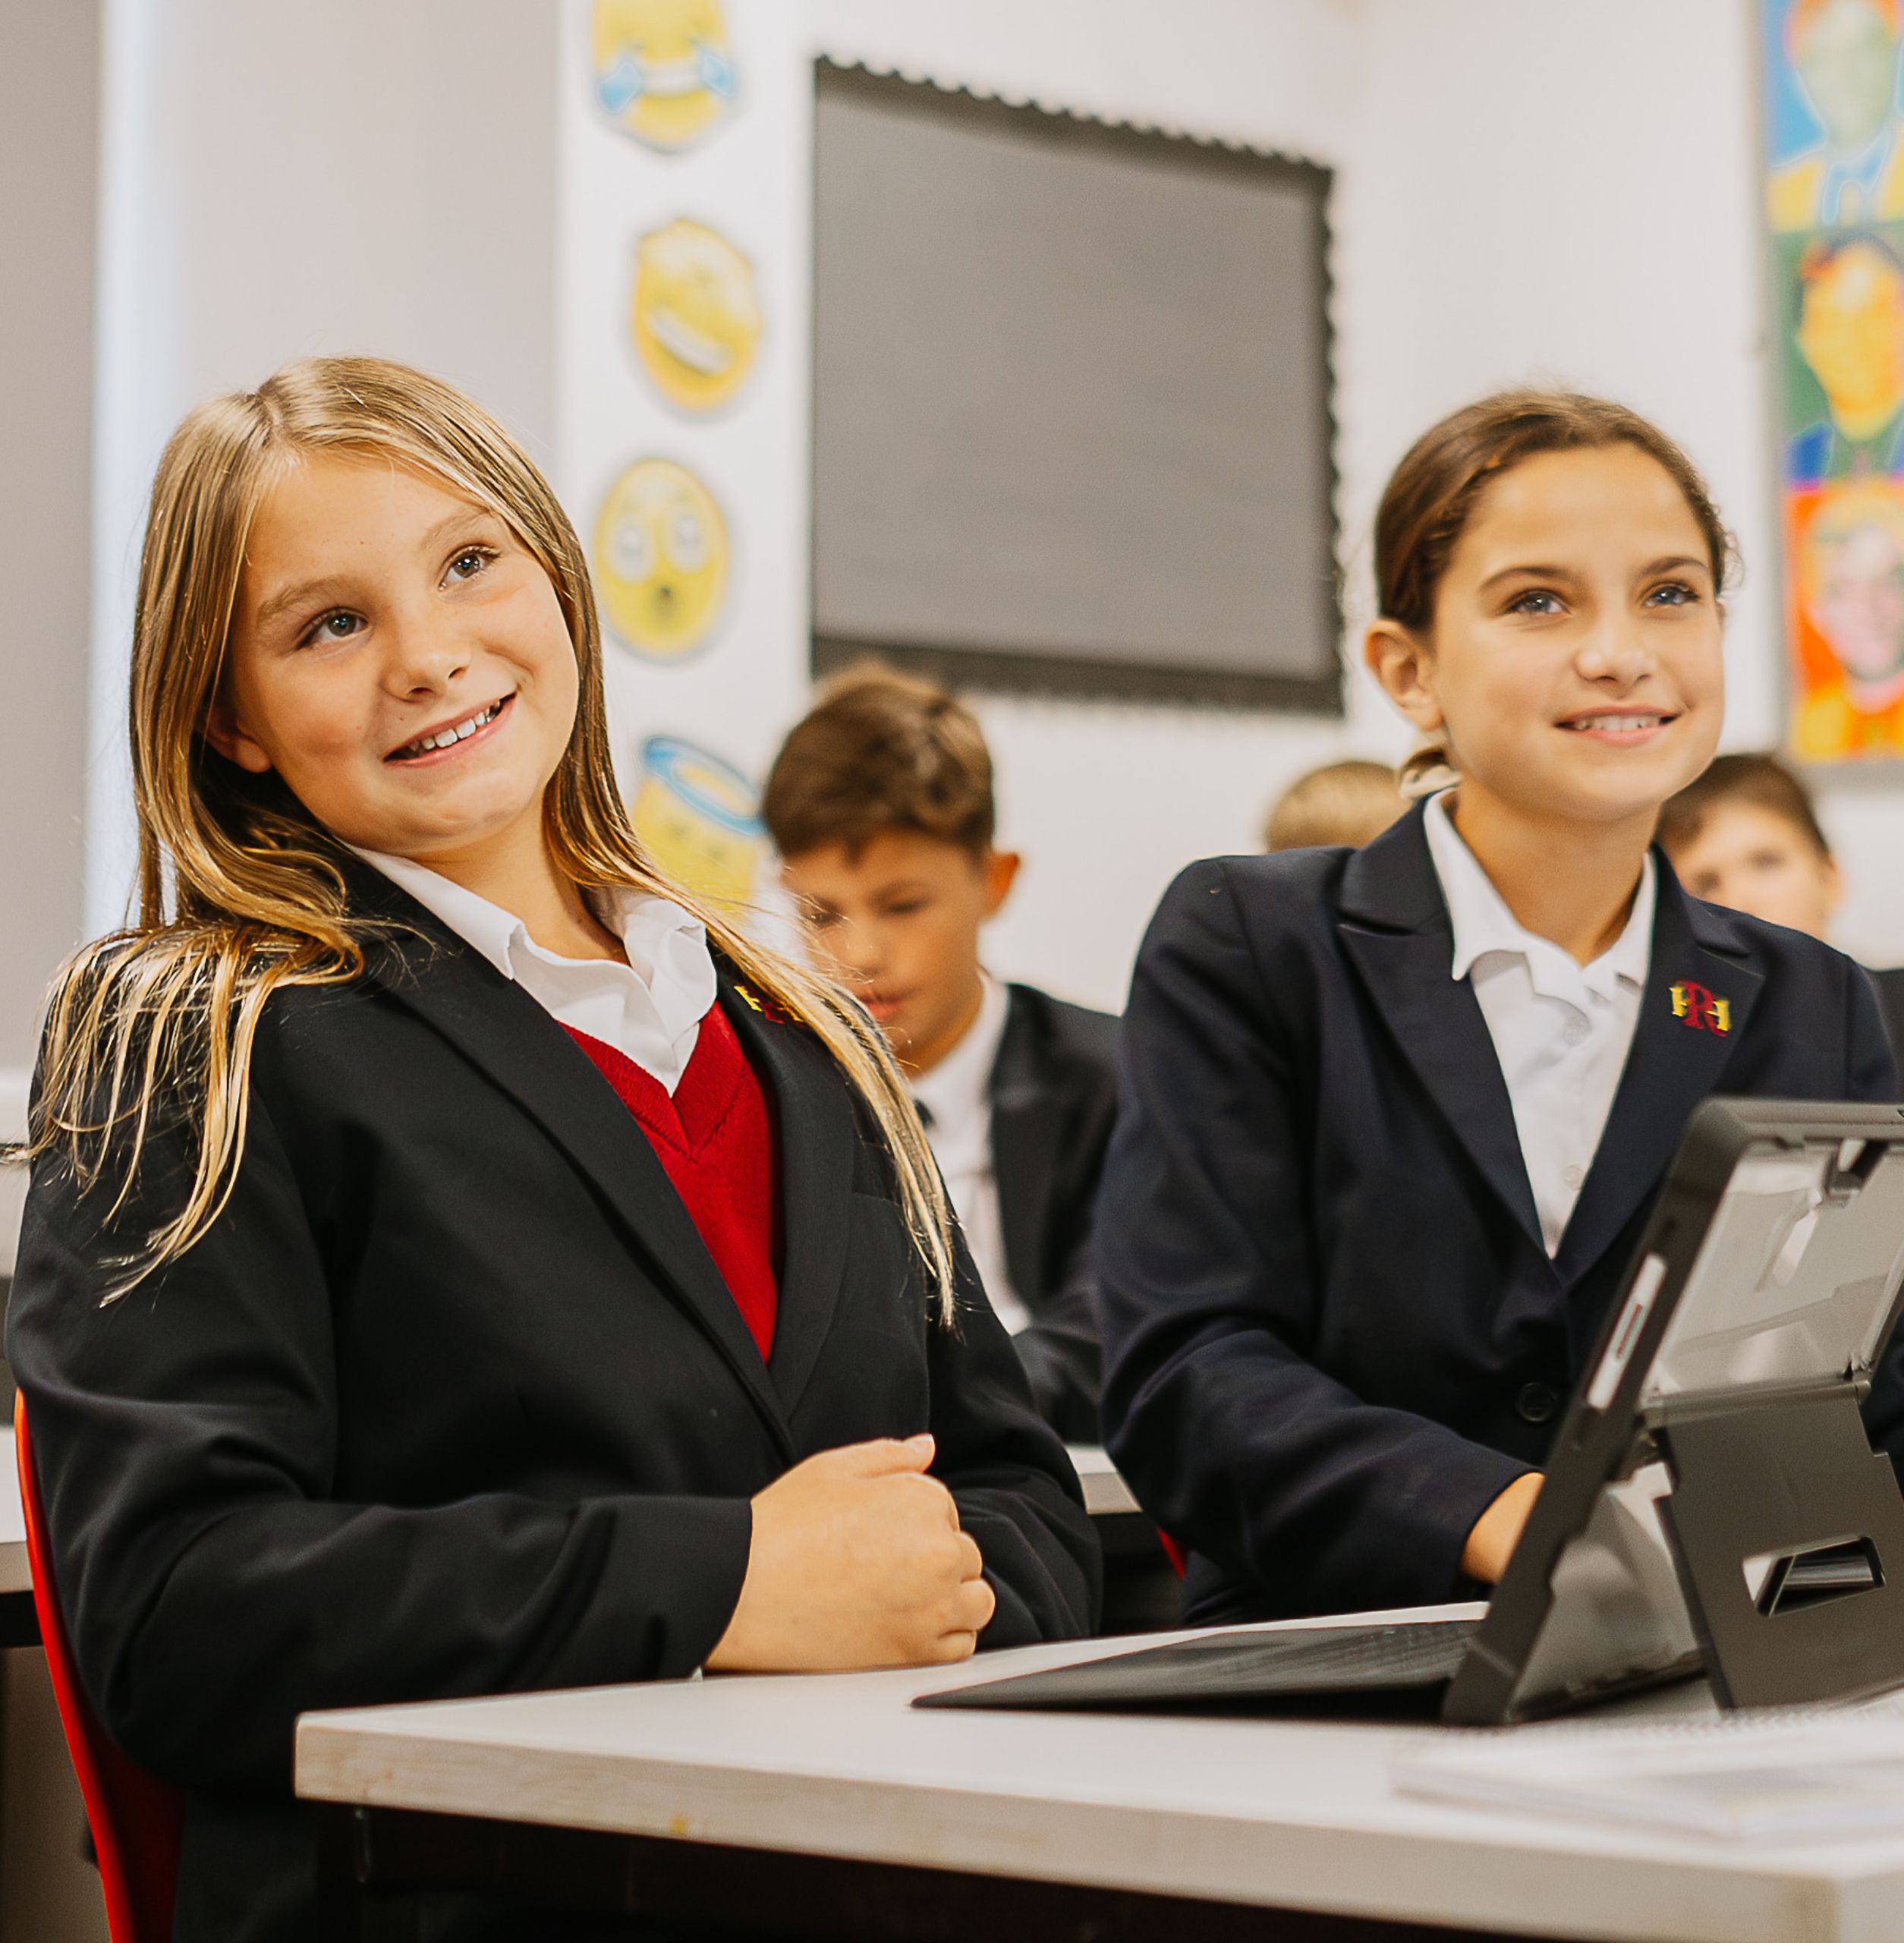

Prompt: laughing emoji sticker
[
  {"left": 631, "top": 219, "right": 762, "bottom": 412},
  {"left": 593, "top": 458, "right": 729, "bottom": 661},
  {"left": 591, "top": 0, "right": 736, "bottom": 152}
]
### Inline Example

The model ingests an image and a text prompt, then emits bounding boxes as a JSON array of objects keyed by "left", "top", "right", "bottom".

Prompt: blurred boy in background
[
  {"left": 1263, "top": 757, "right": 1406, "bottom": 852},
  {"left": 1658, "top": 751, "right": 1904, "bottom": 1054},
  {"left": 763, "top": 664, "right": 1116, "bottom": 1440}
]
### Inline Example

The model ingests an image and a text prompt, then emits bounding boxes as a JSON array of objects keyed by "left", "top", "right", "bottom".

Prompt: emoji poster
[
  {"left": 591, "top": 0, "right": 736, "bottom": 151},
  {"left": 631, "top": 218, "right": 762, "bottom": 411},
  {"left": 631, "top": 733, "right": 766, "bottom": 905},
  {"left": 1766, "top": 0, "right": 1904, "bottom": 761},
  {"left": 593, "top": 456, "right": 730, "bottom": 660}
]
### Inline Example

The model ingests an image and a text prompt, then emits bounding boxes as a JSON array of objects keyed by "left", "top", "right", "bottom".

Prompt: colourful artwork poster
[
  {"left": 1766, "top": 0, "right": 1904, "bottom": 761},
  {"left": 632, "top": 734, "right": 766, "bottom": 906},
  {"left": 591, "top": 0, "right": 736, "bottom": 152}
]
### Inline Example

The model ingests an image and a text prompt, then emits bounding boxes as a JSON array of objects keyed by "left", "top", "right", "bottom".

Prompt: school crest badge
[{"left": 1670, "top": 981, "right": 1730, "bottom": 1035}]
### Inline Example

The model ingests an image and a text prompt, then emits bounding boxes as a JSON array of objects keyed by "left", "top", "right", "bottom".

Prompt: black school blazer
[
  {"left": 990, "top": 984, "right": 1119, "bottom": 1441},
  {"left": 8, "top": 857, "right": 1097, "bottom": 1943},
  {"left": 1096, "top": 802, "right": 1904, "bottom": 1628}
]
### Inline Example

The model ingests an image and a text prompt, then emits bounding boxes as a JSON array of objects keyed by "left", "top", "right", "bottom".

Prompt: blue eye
[{"left": 1645, "top": 581, "right": 1698, "bottom": 606}]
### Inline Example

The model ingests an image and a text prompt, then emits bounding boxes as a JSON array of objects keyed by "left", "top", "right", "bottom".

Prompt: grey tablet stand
[{"left": 1446, "top": 1101, "right": 1904, "bottom": 1724}]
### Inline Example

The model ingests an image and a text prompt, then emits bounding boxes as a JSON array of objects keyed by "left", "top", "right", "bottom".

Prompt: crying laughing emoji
[
  {"left": 591, "top": 0, "right": 736, "bottom": 152},
  {"left": 631, "top": 219, "right": 762, "bottom": 413},
  {"left": 593, "top": 458, "right": 729, "bottom": 661}
]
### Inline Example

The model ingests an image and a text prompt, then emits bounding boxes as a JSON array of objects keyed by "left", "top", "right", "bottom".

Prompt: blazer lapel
[
  {"left": 723, "top": 979, "right": 856, "bottom": 1417},
  {"left": 351, "top": 867, "right": 795, "bottom": 1457},
  {"left": 1555, "top": 866, "right": 1762, "bottom": 1282},
  {"left": 987, "top": 989, "right": 1059, "bottom": 1307},
  {"left": 1337, "top": 808, "right": 1545, "bottom": 1253}
]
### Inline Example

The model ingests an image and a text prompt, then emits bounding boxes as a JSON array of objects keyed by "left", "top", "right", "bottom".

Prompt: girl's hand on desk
[
  {"left": 1459, "top": 1472, "right": 1543, "bottom": 1585},
  {"left": 706, "top": 1434, "right": 996, "bottom": 1671}
]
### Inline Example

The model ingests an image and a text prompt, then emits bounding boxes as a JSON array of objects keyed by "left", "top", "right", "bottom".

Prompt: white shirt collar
[
  {"left": 909, "top": 971, "right": 1010, "bottom": 1151},
  {"left": 350, "top": 846, "right": 717, "bottom": 1079},
  {"left": 1422, "top": 791, "right": 1654, "bottom": 1004}
]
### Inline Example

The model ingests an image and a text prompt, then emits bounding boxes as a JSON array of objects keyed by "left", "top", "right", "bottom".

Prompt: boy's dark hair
[
  {"left": 763, "top": 661, "right": 996, "bottom": 859},
  {"left": 1657, "top": 752, "right": 1832, "bottom": 862}
]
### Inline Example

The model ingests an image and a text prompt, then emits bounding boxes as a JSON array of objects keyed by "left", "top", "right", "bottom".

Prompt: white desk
[{"left": 294, "top": 1604, "right": 1904, "bottom": 1943}]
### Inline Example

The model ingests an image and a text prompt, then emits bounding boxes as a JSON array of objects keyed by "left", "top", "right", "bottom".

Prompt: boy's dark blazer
[
  {"left": 989, "top": 984, "right": 1119, "bottom": 1442},
  {"left": 8, "top": 856, "right": 1097, "bottom": 1943},
  {"left": 1096, "top": 802, "right": 1904, "bottom": 1630}
]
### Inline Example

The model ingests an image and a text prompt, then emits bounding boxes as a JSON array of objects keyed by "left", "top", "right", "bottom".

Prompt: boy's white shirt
[
  {"left": 352, "top": 847, "right": 716, "bottom": 1095},
  {"left": 908, "top": 971, "right": 1033, "bottom": 1334}
]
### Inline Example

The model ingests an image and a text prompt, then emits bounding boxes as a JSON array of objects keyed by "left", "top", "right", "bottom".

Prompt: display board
[{"left": 811, "top": 61, "right": 1340, "bottom": 711}]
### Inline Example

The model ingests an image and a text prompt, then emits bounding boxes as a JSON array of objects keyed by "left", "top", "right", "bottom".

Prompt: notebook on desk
[{"left": 921, "top": 1100, "right": 1904, "bottom": 1727}]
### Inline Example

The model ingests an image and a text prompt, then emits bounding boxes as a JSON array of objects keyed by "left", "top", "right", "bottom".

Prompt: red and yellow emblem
[{"left": 1670, "top": 981, "right": 1730, "bottom": 1035}]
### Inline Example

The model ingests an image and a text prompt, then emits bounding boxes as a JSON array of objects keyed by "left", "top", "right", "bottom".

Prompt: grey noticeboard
[{"left": 811, "top": 61, "right": 1340, "bottom": 712}]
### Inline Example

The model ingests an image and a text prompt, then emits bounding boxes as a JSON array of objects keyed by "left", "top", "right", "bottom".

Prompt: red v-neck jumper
[{"left": 564, "top": 1006, "right": 780, "bottom": 1360}]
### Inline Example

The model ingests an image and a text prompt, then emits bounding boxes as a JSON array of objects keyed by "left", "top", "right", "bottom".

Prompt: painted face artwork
[
  {"left": 591, "top": 0, "right": 736, "bottom": 150},
  {"left": 593, "top": 458, "right": 729, "bottom": 660},
  {"left": 632, "top": 219, "right": 763, "bottom": 412}
]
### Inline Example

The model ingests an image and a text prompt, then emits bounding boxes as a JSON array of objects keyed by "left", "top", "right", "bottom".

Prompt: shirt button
[
  {"left": 1564, "top": 1016, "right": 1589, "bottom": 1045},
  {"left": 1516, "top": 1381, "right": 1561, "bottom": 1425},
  {"left": 1563, "top": 1164, "right": 1584, "bottom": 1189}
]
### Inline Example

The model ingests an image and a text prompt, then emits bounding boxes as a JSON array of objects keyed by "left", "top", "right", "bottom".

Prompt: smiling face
[
  {"left": 1367, "top": 443, "right": 1725, "bottom": 845},
  {"left": 209, "top": 452, "right": 580, "bottom": 873},
  {"left": 780, "top": 829, "right": 1018, "bottom": 1075}
]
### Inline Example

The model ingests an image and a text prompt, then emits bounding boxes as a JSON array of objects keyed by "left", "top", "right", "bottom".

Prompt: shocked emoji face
[
  {"left": 593, "top": 458, "right": 729, "bottom": 661},
  {"left": 632, "top": 219, "right": 763, "bottom": 412},
  {"left": 591, "top": 0, "right": 736, "bottom": 152}
]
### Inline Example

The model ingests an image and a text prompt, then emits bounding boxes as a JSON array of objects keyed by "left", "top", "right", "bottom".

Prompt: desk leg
[{"left": 313, "top": 1803, "right": 1544, "bottom": 1942}]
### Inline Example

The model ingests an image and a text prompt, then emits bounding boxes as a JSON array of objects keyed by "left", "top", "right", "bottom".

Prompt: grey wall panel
[{"left": 813, "top": 65, "right": 1338, "bottom": 706}]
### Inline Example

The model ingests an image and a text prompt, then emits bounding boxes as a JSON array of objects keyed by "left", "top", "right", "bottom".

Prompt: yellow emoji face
[
  {"left": 593, "top": 458, "right": 729, "bottom": 661},
  {"left": 591, "top": 0, "right": 736, "bottom": 152},
  {"left": 631, "top": 219, "right": 763, "bottom": 412},
  {"left": 632, "top": 734, "right": 766, "bottom": 906}
]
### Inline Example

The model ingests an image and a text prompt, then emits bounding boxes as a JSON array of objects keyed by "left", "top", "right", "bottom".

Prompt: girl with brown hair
[
  {"left": 1097, "top": 390, "right": 1904, "bottom": 1627},
  {"left": 8, "top": 356, "right": 1095, "bottom": 1941}
]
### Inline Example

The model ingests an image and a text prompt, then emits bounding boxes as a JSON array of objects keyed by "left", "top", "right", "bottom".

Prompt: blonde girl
[{"left": 9, "top": 357, "right": 1094, "bottom": 1943}]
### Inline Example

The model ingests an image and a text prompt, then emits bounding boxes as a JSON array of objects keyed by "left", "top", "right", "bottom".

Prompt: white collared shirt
[
  {"left": 354, "top": 849, "right": 718, "bottom": 1095},
  {"left": 909, "top": 972, "right": 1031, "bottom": 1334},
  {"left": 1422, "top": 792, "right": 1655, "bottom": 1256}
]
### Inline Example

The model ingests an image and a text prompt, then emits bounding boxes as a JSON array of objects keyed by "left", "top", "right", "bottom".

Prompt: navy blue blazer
[{"left": 1097, "top": 803, "right": 1903, "bottom": 1627}]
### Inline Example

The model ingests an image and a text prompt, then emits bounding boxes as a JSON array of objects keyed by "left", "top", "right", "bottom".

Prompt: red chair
[{"left": 15, "top": 1393, "right": 184, "bottom": 1943}]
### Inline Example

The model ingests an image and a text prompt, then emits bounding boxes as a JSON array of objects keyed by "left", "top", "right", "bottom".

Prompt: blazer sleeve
[
  {"left": 8, "top": 1084, "right": 754, "bottom": 1793},
  {"left": 1096, "top": 860, "right": 1531, "bottom": 1615},
  {"left": 927, "top": 1228, "right": 1102, "bottom": 1645},
  {"left": 1012, "top": 1264, "right": 1105, "bottom": 1444}
]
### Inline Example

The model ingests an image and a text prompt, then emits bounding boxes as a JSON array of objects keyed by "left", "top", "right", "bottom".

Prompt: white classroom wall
[{"left": 55, "top": 0, "right": 1904, "bottom": 1029}]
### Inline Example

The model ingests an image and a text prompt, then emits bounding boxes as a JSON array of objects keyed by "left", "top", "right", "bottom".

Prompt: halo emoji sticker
[
  {"left": 591, "top": 0, "right": 736, "bottom": 152},
  {"left": 631, "top": 219, "right": 763, "bottom": 412},
  {"left": 593, "top": 458, "right": 729, "bottom": 661},
  {"left": 633, "top": 734, "right": 766, "bottom": 906}
]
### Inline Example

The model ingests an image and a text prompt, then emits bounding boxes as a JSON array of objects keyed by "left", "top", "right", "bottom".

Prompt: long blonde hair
[{"left": 33, "top": 356, "right": 958, "bottom": 1315}]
